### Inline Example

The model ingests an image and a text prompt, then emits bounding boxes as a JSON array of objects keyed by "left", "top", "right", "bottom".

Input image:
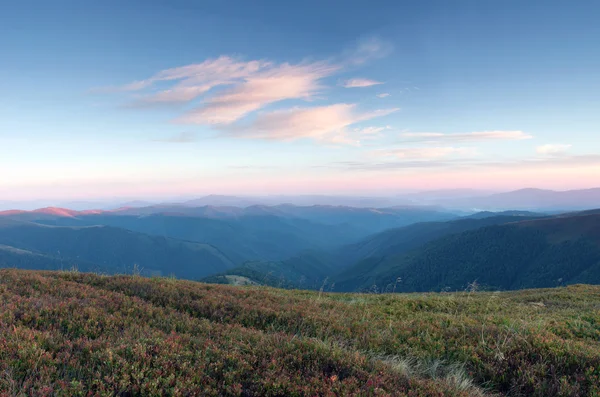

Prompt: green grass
[{"left": 1, "top": 269, "right": 600, "bottom": 396}]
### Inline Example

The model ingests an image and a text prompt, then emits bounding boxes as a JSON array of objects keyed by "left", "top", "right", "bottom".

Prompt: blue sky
[{"left": 1, "top": 0, "right": 599, "bottom": 200}]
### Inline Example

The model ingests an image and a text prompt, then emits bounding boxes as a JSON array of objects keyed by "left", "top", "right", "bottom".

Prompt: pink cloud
[
  {"left": 97, "top": 38, "right": 395, "bottom": 121},
  {"left": 178, "top": 62, "right": 339, "bottom": 124},
  {"left": 225, "top": 104, "right": 399, "bottom": 144}
]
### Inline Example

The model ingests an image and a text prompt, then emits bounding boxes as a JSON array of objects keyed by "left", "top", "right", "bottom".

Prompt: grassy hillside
[
  {"left": 335, "top": 213, "right": 600, "bottom": 292},
  {"left": 1, "top": 269, "right": 599, "bottom": 396},
  {"left": 0, "top": 220, "right": 235, "bottom": 279}
]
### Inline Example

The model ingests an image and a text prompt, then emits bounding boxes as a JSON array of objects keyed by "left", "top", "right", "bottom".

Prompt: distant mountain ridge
[
  {"left": 0, "top": 205, "right": 458, "bottom": 261},
  {"left": 443, "top": 188, "right": 600, "bottom": 211},
  {"left": 3, "top": 187, "right": 599, "bottom": 212}
]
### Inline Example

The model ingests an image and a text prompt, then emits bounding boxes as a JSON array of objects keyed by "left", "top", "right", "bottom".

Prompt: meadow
[{"left": 1, "top": 269, "right": 599, "bottom": 396}]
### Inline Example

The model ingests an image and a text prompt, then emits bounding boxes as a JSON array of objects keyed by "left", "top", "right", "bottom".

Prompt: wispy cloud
[
  {"left": 223, "top": 104, "right": 399, "bottom": 144},
  {"left": 321, "top": 158, "right": 479, "bottom": 171},
  {"left": 97, "top": 41, "right": 397, "bottom": 143},
  {"left": 319, "top": 153, "right": 600, "bottom": 173},
  {"left": 353, "top": 126, "right": 391, "bottom": 135},
  {"left": 377, "top": 93, "right": 390, "bottom": 98},
  {"left": 93, "top": 56, "right": 270, "bottom": 98},
  {"left": 372, "top": 146, "right": 477, "bottom": 160},
  {"left": 177, "top": 62, "right": 339, "bottom": 124},
  {"left": 340, "top": 78, "right": 383, "bottom": 88},
  {"left": 153, "top": 131, "right": 197, "bottom": 143},
  {"left": 400, "top": 130, "right": 532, "bottom": 143},
  {"left": 99, "top": 57, "right": 343, "bottom": 123},
  {"left": 536, "top": 143, "right": 572, "bottom": 155},
  {"left": 344, "top": 36, "right": 394, "bottom": 65}
]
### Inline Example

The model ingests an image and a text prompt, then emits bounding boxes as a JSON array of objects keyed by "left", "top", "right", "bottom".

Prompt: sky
[{"left": 1, "top": 0, "right": 599, "bottom": 200}]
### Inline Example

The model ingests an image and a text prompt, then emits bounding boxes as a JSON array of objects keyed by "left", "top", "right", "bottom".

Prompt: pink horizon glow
[{"left": 2, "top": 164, "right": 599, "bottom": 201}]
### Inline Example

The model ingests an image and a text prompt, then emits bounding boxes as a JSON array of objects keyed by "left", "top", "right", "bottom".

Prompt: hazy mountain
[
  {"left": 334, "top": 212, "right": 600, "bottom": 292},
  {"left": 182, "top": 195, "right": 262, "bottom": 208},
  {"left": 180, "top": 195, "right": 415, "bottom": 208},
  {"left": 0, "top": 219, "right": 236, "bottom": 279},
  {"left": 1, "top": 205, "right": 458, "bottom": 261},
  {"left": 261, "top": 204, "right": 457, "bottom": 233},
  {"left": 112, "top": 200, "right": 156, "bottom": 209},
  {"left": 112, "top": 204, "right": 249, "bottom": 218},
  {"left": 111, "top": 204, "right": 457, "bottom": 233},
  {"left": 463, "top": 210, "right": 547, "bottom": 219},
  {"left": 4, "top": 188, "right": 598, "bottom": 213},
  {"left": 400, "top": 189, "right": 495, "bottom": 202},
  {"left": 7, "top": 212, "right": 367, "bottom": 263},
  {"left": 445, "top": 188, "right": 600, "bottom": 211}
]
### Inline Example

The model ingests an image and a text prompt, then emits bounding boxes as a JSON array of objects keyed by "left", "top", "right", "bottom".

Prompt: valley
[{"left": 2, "top": 203, "right": 600, "bottom": 294}]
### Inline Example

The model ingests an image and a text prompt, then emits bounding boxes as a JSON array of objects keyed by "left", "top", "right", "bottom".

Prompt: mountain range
[
  {"left": 436, "top": 188, "right": 600, "bottom": 211},
  {"left": 3, "top": 187, "right": 600, "bottom": 212},
  {"left": 1, "top": 200, "right": 600, "bottom": 293},
  {"left": 1, "top": 204, "right": 456, "bottom": 259}
]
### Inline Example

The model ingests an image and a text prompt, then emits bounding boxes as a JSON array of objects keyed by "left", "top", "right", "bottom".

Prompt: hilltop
[{"left": 1, "top": 269, "right": 600, "bottom": 396}]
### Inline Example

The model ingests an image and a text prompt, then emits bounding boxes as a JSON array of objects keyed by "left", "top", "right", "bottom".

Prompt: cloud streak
[
  {"left": 537, "top": 144, "right": 572, "bottom": 155},
  {"left": 323, "top": 154, "right": 600, "bottom": 172},
  {"left": 153, "top": 132, "right": 197, "bottom": 143},
  {"left": 94, "top": 56, "right": 270, "bottom": 97},
  {"left": 341, "top": 78, "right": 383, "bottom": 88},
  {"left": 400, "top": 130, "right": 532, "bottom": 143},
  {"left": 353, "top": 126, "right": 391, "bottom": 135},
  {"left": 372, "top": 147, "right": 477, "bottom": 160}
]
